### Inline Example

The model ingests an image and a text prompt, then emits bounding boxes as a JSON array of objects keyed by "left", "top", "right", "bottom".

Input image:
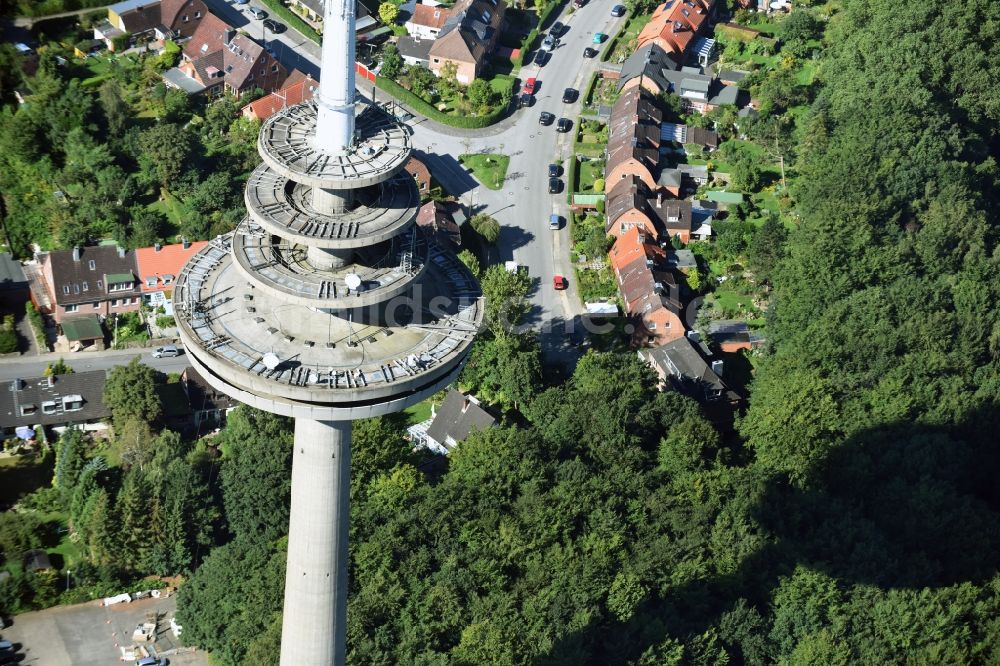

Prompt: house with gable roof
[
  {"left": 36, "top": 245, "right": 141, "bottom": 325},
  {"left": 135, "top": 239, "right": 209, "bottom": 310},
  {"left": 428, "top": 0, "right": 505, "bottom": 83},
  {"left": 636, "top": 0, "right": 717, "bottom": 63},
  {"left": 95, "top": 0, "right": 209, "bottom": 50},
  {"left": 163, "top": 13, "right": 289, "bottom": 96}
]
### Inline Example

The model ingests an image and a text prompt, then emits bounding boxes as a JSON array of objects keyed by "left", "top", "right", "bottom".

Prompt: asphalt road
[
  {"left": 202, "top": 0, "right": 627, "bottom": 367},
  {"left": 0, "top": 348, "right": 191, "bottom": 381}
]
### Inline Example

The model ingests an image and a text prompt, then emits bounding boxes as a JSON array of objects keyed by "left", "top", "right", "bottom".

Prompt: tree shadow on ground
[{"left": 532, "top": 406, "right": 1000, "bottom": 664}]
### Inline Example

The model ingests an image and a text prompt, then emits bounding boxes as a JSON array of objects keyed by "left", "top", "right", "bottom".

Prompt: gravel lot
[{"left": 2, "top": 595, "right": 208, "bottom": 666}]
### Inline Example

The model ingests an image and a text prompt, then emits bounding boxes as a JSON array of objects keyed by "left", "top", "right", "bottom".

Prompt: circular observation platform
[
  {"left": 230, "top": 220, "right": 428, "bottom": 309},
  {"left": 245, "top": 166, "right": 420, "bottom": 249},
  {"left": 258, "top": 101, "right": 411, "bottom": 189},
  {"left": 174, "top": 235, "right": 483, "bottom": 419}
]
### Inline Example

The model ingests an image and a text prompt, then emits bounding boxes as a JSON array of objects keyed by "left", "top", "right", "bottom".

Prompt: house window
[
  {"left": 65, "top": 304, "right": 79, "bottom": 313},
  {"left": 63, "top": 285, "right": 70, "bottom": 295},
  {"left": 163, "top": 275, "right": 174, "bottom": 285},
  {"left": 433, "top": 58, "right": 440, "bottom": 64},
  {"left": 109, "top": 281, "right": 132, "bottom": 292},
  {"left": 97, "top": 280, "right": 103, "bottom": 289},
  {"left": 82, "top": 281, "right": 88, "bottom": 292},
  {"left": 19, "top": 404, "right": 36, "bottom": 416},
  {"left": 41, "top": 401, "right": 57, "bottom": 415},
  {"left": 201, "top": 43, "right": 209, "bottom": 53},
  {"left": 73, "top": 284, "right": 80, "bottom": 294},
  {"left": 93, "top": 302, "right": 101, "bottom": 309},
  {"left": 182, "top": 14, "right": 188, "bottom": 21},
  {"left": 89, "top": 260, "right": 96, "bottom": 270},
  {"left": 259, "top": 68, "right": 265, "bottom": 75},
  {"left": 271, "top": 64, "right": 278, "bottom": 72},
  {"left": 62, "top": 395, "right": 84, "bottom": 411},
  {"left": 145, "top": 277, "right": 157, "bottom": 288},
  {"left": 111, "top": 299, "right": 119, "bottom": 307},
  {"left": 648, "top": 322, "right": 656, "bottom": 330},
  {"left": 248, "top": 74, "right": 254, "bottom": 81},
  {"left": 195, "top": 10, "right": 201, "bottom": 17}
]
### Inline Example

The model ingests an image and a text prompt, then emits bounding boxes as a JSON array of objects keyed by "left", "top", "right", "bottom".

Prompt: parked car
[
  {"left": 518, "top": 92, "right": 534, "bottom": 108},
  {"left": 573, "top": 0, "right": 587, "bottom": 7},
  {"left": 247, "top": 6, "right": 267, "bottom": 19},
  {"left": 562, "top": 88, "right": 578, "bottom": 103},
  {"left": 152, "top": 345, "right": 182, "bottom": 358},
  {"left": 548, "top": 163, "right": 562, "bottom": 177},
  {"left": 523, "top": 77, "right": 538, "bottom": 95},
  {"left": 551, "top": 21, "right": 565, "bottom": 37},
  {"left": 534, "top": 49, "right": 550, "bottom": 66},
  {"left": 548, "top": 177, "right": 562, "bottom": 194},
  {"left": 137, "top": 658, "right": 167, "bottom": 666},
  {"left": 610, "top": 4, "right": 626, "bottom": 16},
  {"left": 553, "top": 275, "right": 568, "bottom": 290},
  {"left": 262, "top": 18, "right": 285, "bottom": 32},
  {"left": 236, "top": 0, "right": 249, "bottom": 5},
  {"left": 583, "top": 47, "right": 598, "bottom": 58},
  {"left": 593, "top": 32, "right": 608, "bottom": 44},
  {"left": 556, "top": 117, "right": 573, "bottom": 132},
  {"left": 541, "top": 33, "right": 558, "bottom": 50},
  {"left": 539, "top": 111, "right": 555, "bottom": 125},
  {"left": 549, "top": 214, "right": 562, "bottom": 230}
]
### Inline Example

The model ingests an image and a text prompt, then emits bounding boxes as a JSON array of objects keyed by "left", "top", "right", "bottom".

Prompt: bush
[
  {"left": 375, "top": 77, "right": 509, "bottom": 128},
  {"left": 25, "top": 302, "right": 47, "bottom": 351},
  {"left": 0, "top": 315, "right": 16, "bottom": 354}
]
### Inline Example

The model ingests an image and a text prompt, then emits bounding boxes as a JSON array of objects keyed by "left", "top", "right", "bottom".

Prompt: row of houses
[{"left": 0, "top": 366, "right": 235, "bottom": 437}]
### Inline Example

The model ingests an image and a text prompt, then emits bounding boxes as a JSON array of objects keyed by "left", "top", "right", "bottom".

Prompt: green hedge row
[
  {"left": 513, "top": 0, "right": 564, "bottom": 69},
  {"left": 257, "top": 0, "right": 321, "bottom": 43},
  {"left": 375, "top": 77, "right": 509, "bottom": 128},
  {"left": 566, "top": 155, "right": 579, "bottom": 205}
]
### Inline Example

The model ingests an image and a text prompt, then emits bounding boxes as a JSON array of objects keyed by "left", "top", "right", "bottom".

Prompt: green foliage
[
  {"left": 378, "top": 2, "right": 399, "bottom": 24},
  {"left": 44, "top": 358, "right": 74, "bottom": 376},
  {"left": 0, "top": 314, "right": 16, "bottom": 353},
  {"left": 219, "top": 407, "right": 293, "bottom": 541},
  {"left": 380, "top": 43, "right": 402, "bottom": 79},
  {"left": 456, "top": 249, "right": 481, "bottom": 277},
  {"left": 470, "top": 213, "right": 501, "bottom": 245},
  {"left": 479, "top": 263, "right": 531, "bottom": 336},
  {"left": 103, "top": 357, "right": 162, "bottom": 431},
  {"left": 375, "top": 77, "right": 509, "bottom": 128}
]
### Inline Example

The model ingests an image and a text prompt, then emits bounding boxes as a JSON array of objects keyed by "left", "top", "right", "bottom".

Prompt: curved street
[{"left": 205, "top": 0, "right": 627, "bottom": 367}]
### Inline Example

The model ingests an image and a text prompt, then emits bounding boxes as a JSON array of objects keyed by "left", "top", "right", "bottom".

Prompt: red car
[
  {"left": 523, "top": 77, "right": 538, "bottom": 95},
  {"left": 553, "top": 275, "right": 568, "bottom": 290}
]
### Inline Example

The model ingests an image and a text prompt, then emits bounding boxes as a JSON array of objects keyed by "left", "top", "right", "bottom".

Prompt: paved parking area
[{"left": 2, "top": 596, "right": 208, "bottom": 665}]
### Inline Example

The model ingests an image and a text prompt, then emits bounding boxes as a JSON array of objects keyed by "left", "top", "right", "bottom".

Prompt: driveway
[{"left": 2, "top": 596, "right": 207, "bottom": 666}]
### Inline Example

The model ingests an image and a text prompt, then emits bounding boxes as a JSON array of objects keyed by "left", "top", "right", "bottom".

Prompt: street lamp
[{"left": 66, "top": 569, "right": 71, "bottom": 591}]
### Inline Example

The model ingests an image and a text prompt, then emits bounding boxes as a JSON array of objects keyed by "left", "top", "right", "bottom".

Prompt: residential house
[
  {"left": 163, "top": 13, "right": 289, "bottom": 96},
  {"left": 678, "top": 163, "right": 709, "bottom": 186},
  {"left": 606, "top": 176, "right": 659, "bottom": 239},
  {"left": 428, "top": 0, "right": 505, "bottom": 84},
  {"left": 38, "top": 245, "right": 141, "bottom": 325},
  {"left": 611, "top": 229, "right": 685, "bottom": 347},
  {"left": 96, "top": 0, "right": 209, "bottom": 50},
  {"left": 406, "top": 2, "right": 450, "bottom": 40},
  {"left": 667, "top": 248, "right": 697, "bottom": 273},
  {"left": 617, "top": 43, "right": 679, "bottom": 96},
  {"left": 416, "top": 201, "right": 462, "bottom": 249},
  {"left": 652, "top": 195, "right": 693, "bottom": 243},
  {"left": 637, "top": 0, "right": 716, "bottom": 63},
  {"left": 605, "top": 87, "right": 662, "bottom": 192},
  {"left": 398, "top": 35, "right": 434, "bottom": 67},
  {"left": 658, "top": 66, "right": 741, "bottom": 113},
  {"left": 415, "top": 389, "right": 496, "bottom": 454},
  {"left": 659, "top": 121, "right": 719, "bottom": 150},
  {"left": 241, "top": 72, "right": 318, "bottom": 120},
  {"left": 708, "top": 319, "right": 765, "bottom": 352},
  {"left": 181, "top": 367, "right": 238, "bottom": 429},
  {"left": 690, "top": 203, "right": 714, "bottom": 240},
  {"left": 657, "top": 167, "right": 683, "bottom": 197},
  {"left": 287, "top": 0, "right": 379, "bottom": 32},
  {"left": 0, "top": 371, "right": 110, "bottom": 436},
  {"left": 639, "top": 335, "right": 739, "bottom": 404},
  {"left": 135, "top": 239, "right": 209, "bottom": 310},
  {"left": 0, "top": 253, "right": 29, "bottom": 312},
  {"left": 404, "top": 155, "right": 432, "bottom": 195}
]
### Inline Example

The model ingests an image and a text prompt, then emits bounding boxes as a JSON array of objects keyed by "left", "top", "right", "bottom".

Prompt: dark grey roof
[
  {"left": 657, "top": 168, "right": 682, "bottom": 188},
  {"left": 425, "top": 389, "right": 495, "bottom": 450},
  {"left": 709, "top": 84, "right": 739, "bottom": 106},
  {"left": 182, "top": 367, "right": 239, "bottom": 413},
  {"left": 617, "top": 43, "right": 678, "bottom": 92},
  {"left": 640, "top": 336, "right": 729, "bottom": 402},
  {"left": 0, "top": 253, "right": 27, "bottom": 290},
  {"left": 667, "top": 248, "right": 697, "bottom": 269},
  {"left": 0, "top": 370, "right": 109, "bottom": 429},
  {"left": 45, "top": 245, "right": 141, "bottom": 306},
  {"left": 397, "top": 35, "right": 433, "bottom": 62},
  {"left": 719, "top": 69, "right": 747, "bottom": 83}
]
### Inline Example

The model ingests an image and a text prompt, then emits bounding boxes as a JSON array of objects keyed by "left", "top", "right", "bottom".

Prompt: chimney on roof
[
  {"left": 72, "top": 246, "right": 81, "bottom": 262},
  {"left": 118, "top": 246, "right": 126, "bottom": 258},
  {"left": 711, "top": 360, "right": 724, "bottom": 376},
  {"left": 657, "top": 192, "right": 663, "bottom": 207},
  {"left": 182, "top": 237, "right": 191, "bottom": 249},
  {"left": 47, "top": 375, "right": 55, "bottom": 387},
  {"left": 154, "top": 243, "right": 162, "bottom": 252},
  {"left": 462, "top": 397, "right": 470, "bottom": 413}
]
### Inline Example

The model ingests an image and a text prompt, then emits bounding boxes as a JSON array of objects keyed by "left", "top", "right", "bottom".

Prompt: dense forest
[{"left": 176, "top": 0, "right": 1000, "bottom": 663}]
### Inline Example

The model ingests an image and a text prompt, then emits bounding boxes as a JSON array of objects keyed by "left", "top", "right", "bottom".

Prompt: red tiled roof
[
  {"left": 135, "top": 241, "right": 209, "bottom": 293},
  {"left": 241, "top": 73, "right": 318, "bottom": 120},
  {"left": 410, "top": 3, "right": 449, "bottom": 29},
  {"left": 637, "top": 0, "right": 714, "bottom": 58}
]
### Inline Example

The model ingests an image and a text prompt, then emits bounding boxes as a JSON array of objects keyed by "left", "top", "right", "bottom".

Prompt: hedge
[
  {"left": 566, "top": 155, "right": 579, "bottom": 205},
  {"left": 513, "top": 0, "right": 564, "bottom": 69},
  {"left": 258, "top": 0, "right": 321, "bottom": 43},
  {"left": 375, "top": 77, "right": 510, "bottom": 128}
]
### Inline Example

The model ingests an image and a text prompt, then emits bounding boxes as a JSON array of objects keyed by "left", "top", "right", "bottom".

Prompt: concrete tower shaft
[{"left": 314, "top": 0, "right": 356, "bottom": 154}]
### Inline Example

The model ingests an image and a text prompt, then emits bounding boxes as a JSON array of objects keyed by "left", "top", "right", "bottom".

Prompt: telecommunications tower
[{"left": 173, "top": 0, "right": 483, "bottom": 660}]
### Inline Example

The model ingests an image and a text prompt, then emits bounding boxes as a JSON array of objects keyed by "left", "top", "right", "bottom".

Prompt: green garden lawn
[{"left": 459, "top": 153, "right": 510, "bottom": 190}]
